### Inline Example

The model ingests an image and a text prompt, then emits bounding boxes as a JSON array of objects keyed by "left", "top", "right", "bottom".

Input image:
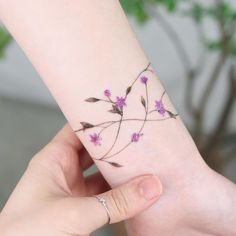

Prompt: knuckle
[
  {"left": 60, "top": 199, "right": 87, "bottom": 235},
  {"left": 110, "top": 188, "right": 130, "bottom": 219},
  {"left": 27, "top": 153, "right": 41, "bottom": 170},
  {"left": 66, "top": 205, "right": 81, "bottom": 226}
]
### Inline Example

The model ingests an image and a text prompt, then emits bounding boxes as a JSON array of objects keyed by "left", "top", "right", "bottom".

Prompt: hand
[
  {"left": 0, "top": 125, "right": 162, "bottom": 236},
  {"left": 126, "top": 153, "right": 236, "bottom": 236}
]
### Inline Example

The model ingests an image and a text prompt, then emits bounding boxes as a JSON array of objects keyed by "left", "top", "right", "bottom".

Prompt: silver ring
[{"left": 93, "top": 195, "right": 111, "bottom": 225}]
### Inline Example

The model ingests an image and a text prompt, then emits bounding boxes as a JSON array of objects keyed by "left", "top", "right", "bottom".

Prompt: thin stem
[
  {"left": 101, "top": 87, "right": 149, "bottom": 160},
  {"left": 124, "top": 62, "right": 153, "bottom": 100},
  {"left": 100, "top": 114, "right": 178, "bottom": 160},
  {"left": 139, "top": 82, "right": 149, "bottom": 133},
  {"left": 202, "top": 64, "right": 236, "bottom": 159},
  {"left": 131, "top": 62, "right": 152, "bottom": 88},
  {"left": 75, "top": 116, "right": 177, "bottom": 133},
  {"left": 94, "top": 158, "right": 120, "bottom": 166},
  {"left": 138, "top": 111, "right": 147, "bottom": 135},
  {"left": 102, "top": 63, "right": 152, "bottom": 159},
  {"left": 160, "top": 91, "right": 165, "bottom": 100},
  {"left": 108, "top": 97, "right": 114, "bottom": 103},
  {"left": 185, "top": 22, "right": 208, "bottom": 117},
  {"left": 74, "top": 120, "right": 115, "bottom": 132},
  {"left": 98, "top": 121, "right": 116, "bottom": 136},
  {"left": 76, "top": 63, "right": 178, "bottom": 167},
  {"left": 148, "top": 109, "right": 156, "bottom": 115},
  {"left": 100, "top": 113, "right": 124, "bottom": 160},
  {"left": 99, "top": 99, "right": 115, "bottom": 104},
  {"left": 194, "top": 38, "right": 231, "bottom": 142},
  {"left": 102, "top": 142, "right": 133, "bottom": 160},
  {"left": 125, "top": 117, "right": 178, "bottom": 122},
  {"left": 145, "top": 83, "right": 149, "bottom": 113}
]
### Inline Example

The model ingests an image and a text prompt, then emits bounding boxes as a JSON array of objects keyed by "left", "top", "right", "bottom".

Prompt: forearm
[
  {"left": 0, "top": 0, "right": 203, "bottom": 187},
  {"left": 2, "top": 2, "right": 236, "bottom": 236}
]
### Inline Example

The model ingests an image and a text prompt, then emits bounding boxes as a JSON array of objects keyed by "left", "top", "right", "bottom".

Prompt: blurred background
[{"left": 0, "top": 0, "right": 236, "bottom": 235}]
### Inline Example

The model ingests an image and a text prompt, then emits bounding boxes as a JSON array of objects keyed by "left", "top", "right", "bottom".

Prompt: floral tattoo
[{"left": 74, "top": 63, "right": 178, "bottom": 167}]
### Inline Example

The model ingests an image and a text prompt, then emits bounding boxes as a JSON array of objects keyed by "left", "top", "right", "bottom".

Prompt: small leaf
[
  {"left": 191, "top": 3, "right": 205, "bottom": 23},
  {"left": 141, "top": 96, "right": 146, "bottom": 108},
  {"left": 85, "top": 97, "right": 100, "bottom": 102},
  {"left": 120, "top": 0, "right": 149, "bottom": 24},
  {"left": 206, "top": 40, "right": 223, "bottom": 51},
  {"left": 80, "top": 122, "right": 94, "bottom": 130},
  {"left": 230, "top": 40, "right": 236, "bottom": 57},
  {"left": 0, "top": 27, "right": 12, "bottom": 59},
  {"left": 109, "top": 105, "right": 122, "bottom": 115},
  {"left": 126, "top": 86, "right": 132, "bottom": 95},
  {"left": 166, "top": 0, "right": 177, "bottom": 12},
  {"left": 109, "top": 162, "right": 123, "bottom": 168},
  {"left": 167, "top": 110, "right": 178, "bottom": 119}
]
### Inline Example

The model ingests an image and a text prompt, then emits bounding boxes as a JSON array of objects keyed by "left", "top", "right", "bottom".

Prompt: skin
[
  {"left": 0, "top": 125, "right": 162, "bottom": 236},
  {"left": 0, "top": 1, "right": 236, "bottom": 235},
  {"left": 126, "top": 155, "right": 236, "bottom": 236}
]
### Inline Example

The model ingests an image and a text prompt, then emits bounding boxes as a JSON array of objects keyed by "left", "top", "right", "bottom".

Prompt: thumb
[{"left": 59, "top": 175, "right": 162, "bottom": 235}]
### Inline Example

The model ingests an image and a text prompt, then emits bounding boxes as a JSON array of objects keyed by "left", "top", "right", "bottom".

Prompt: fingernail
[{"left": 138, "top": 176, "right": 161, "bottom": 201}]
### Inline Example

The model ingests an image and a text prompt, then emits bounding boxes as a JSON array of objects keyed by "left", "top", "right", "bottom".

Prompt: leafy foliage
[
  {"left": 230, "top": 39, "right": 236, "bottom": 56},
  {"left": 183, "top": 3, "right": 205, "bottom": 23},
  {"left": 206, "top": 2, "right": 236, "bottom": 23},
  {"left": 120, "top": 0, "right": 236, "bottom": 169},
  {"left": 153, "top": 0, "right": 178, "bottom": 12},
  {"left": 120, "top": 0, "right": 149, "bottom": 23},
  {"left": 120, "top": 0, "right": 236, "bottom": 56},
  {"left": 206, "top": 40, "right": 224, "bottom": 51},
  {"left": 0, "top": 27, "right": 12, "bottom": 59},
  {"left": 119, "top": 0, "right": 182, "bottom": 23}
]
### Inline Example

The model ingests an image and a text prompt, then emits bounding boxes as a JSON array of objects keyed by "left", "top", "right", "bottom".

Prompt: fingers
[
  {"left": 85, "top": 172, "right": 110, "bottom": 195},
  {"left": 60, "top": 175, "right": 162, "bottom": 235},
  {"left": 52, "top": 124, "right": 83, "bottom": 151},
  {"left": 97, "top": 175, "right": 162, "bottom": 224},
  {"left": 53, "top": 124, "right": 95, "bottom": 171},
  {"left": 79, "top": 148, "right": 94, "bottom": 171}
]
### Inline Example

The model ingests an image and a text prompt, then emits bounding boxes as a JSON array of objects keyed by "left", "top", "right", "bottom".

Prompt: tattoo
[{"left": 74, "top": 63, "right": 178, "bottom": 167}]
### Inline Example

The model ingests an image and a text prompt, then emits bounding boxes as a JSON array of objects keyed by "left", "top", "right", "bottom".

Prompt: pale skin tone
[
  {"left": 0, "top": 125, "right": 162, "bottom": 236},
  {"left": 0, "top": 0, "right": 236, "bottom": 235}
]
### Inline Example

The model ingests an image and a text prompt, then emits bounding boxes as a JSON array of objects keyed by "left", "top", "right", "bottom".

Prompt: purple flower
[
  {"left": 104, "top": 89, "right": 111, "bottom": 98},
  {"left": 131, "top": 133, "right": 143, "bottom": 142},
  {"left": 115, "top": 96, "right": 126, "bottom": 109},
  {"left": 140, "top": 76, "right": 148, "bottom": 85},
  {"left": 155, "top": 100, "right": 166, "bottom": 116},
  {"left": 90, "top": 133, "right": 102, "bottom": 146}
]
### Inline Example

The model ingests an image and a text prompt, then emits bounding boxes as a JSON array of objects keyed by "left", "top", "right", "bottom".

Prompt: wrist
[
  {"left": 0, "top": 221, "right": 8, "bottom": 236},
  {"left": 212, "top": 171, "right": 236, "bottom": 236},
  {"left": 0, "top": 215, "right": 14, "bottom": 236}
]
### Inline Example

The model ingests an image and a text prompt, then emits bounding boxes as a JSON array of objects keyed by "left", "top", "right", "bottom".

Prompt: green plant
[
  {"left": 121, "top": 0, "right": 236, "bottom": 172},
  {"left": 0, "top": 26, "right": 12, "bottom": 59}
]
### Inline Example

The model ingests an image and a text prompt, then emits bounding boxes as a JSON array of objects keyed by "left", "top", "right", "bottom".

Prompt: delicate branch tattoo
[{"left": 74, "top": 63, "right": 178, "bottom": 167}]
